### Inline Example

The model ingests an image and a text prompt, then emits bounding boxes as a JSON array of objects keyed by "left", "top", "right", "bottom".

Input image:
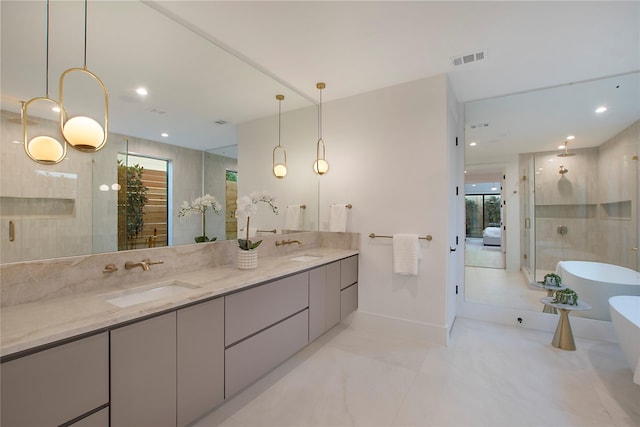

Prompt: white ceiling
[{"left": 2, "top": 1, "right": 639, "bottom": 163}]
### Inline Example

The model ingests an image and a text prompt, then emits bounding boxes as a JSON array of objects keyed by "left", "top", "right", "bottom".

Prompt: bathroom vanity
[{"left": 0, "top": 246, "right": 358, "bottom": 426}]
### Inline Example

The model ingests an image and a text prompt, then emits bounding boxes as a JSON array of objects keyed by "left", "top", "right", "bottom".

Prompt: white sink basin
[
  {"left": 290, "top": 255, "right": 322, "bottom": 262},
  {"left": 102, "top": 281, "right": 199, "bottom": 308}
]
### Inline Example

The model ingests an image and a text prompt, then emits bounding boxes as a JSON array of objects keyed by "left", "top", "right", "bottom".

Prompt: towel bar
[
  {"left": 369, "top": 233, "right": 432, "bottom": 241},
  {"left": 332, "top": 204, "right": 352, "bottom": 209},
  {"left": 257, "top": 229, "right": 277, "bottom": 234}
]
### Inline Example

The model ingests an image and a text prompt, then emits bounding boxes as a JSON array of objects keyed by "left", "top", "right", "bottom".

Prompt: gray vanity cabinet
[
  {"left": 309, "top": 261, "right": 341, "bottom": 342},
  {"left": 177, "top": 298, "right": 225, "bottom": 427},
  {"left": 0, "top": 332, "right": 109, "bottom": 427},
  {"left": 340, "top": 255, "right": 359, "bottom": 319},
  {"left": 110, "top": 312, "right": 177, "bottom": 427},
  {"left": 225, "top": 272, "right": 309, "bottom": 398}
]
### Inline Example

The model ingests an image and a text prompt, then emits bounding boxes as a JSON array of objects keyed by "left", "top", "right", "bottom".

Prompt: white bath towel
[
  {"left": 329, "top": 204, "right": 348, "bottom": 232},
  {"left": 286, "top": 205, "right": 303, "bottom": 230},
  {"left": 393, "top": 234, "right": 421, "bottom": 275}
]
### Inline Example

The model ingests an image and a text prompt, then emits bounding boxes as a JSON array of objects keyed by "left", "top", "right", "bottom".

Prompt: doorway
[{"left": 464, "top": 181, "right": 505, "bottom": 269}]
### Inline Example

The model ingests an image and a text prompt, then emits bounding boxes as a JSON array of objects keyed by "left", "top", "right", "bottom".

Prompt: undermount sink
[
  {"left": 102, "top": 281, "right": 199, "bottom": 308},
  {"left": 290, "top": 255, "right": 322, "bottom": 262}
]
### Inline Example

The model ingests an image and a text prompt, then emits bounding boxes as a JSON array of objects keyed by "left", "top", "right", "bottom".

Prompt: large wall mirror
[
  {"left": 464, "top": 72, "right": 640, "bottom": 322},
  {"left": 0, "top": 1, "right": 317, "bottom": 264}
]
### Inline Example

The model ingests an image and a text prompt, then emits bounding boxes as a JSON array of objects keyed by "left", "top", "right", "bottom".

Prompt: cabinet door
[
  {"left": 0, "top": 332, "right": 108, "bottom": 427},
  {"left": 225, "top": 310, "right": 308, "bottom": 398},
  {"left": 111, "top": 312, "right": 177, "bottom": 427},
  {"left": 225, "top": 272, "right": 308, "bottom": 346},
  {"left": 309, "top": 266, "right": 327, "bottom": 342},
  {"left": 326, "top": 261, "right": 341, "bottom": 329},
  {"left": 340, "top": 255, "right": 358, "bottom": 290},
  {"left": 177, "top": 298, "right": 224, "bottom": 427},
  {"left": 341, "top": 284, "right": 358, "bottom": 320}
]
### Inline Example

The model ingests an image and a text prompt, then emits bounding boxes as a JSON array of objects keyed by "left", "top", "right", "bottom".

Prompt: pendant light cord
[
  {"left": 278, "top": 98, "right": 282, "bottom": 147},
  {"left": 83, "top": 0, "right": 88, "bottom": 69},
  {"left": 318, "top": 87, "right": 323, "bottom": 140},
  {"left": 45, "top": 0, "right": 51, "bottom": 97}
]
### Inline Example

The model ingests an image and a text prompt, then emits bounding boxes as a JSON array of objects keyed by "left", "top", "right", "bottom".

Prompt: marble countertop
[{"left": 1, "top": 248, "right": 358, "bottom": 358}]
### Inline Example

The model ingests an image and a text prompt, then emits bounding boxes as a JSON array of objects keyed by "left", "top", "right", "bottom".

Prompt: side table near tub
[
  {"left": 540, "top": 297, "right": 592, "bottom": 351},
  {"left": 531, "top": 282, "right": 566, "bottom": 314}
]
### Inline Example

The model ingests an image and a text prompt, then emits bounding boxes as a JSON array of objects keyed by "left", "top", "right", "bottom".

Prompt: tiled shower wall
[{"left": 531, "top": 119, "right": 639, "bottom": 272}]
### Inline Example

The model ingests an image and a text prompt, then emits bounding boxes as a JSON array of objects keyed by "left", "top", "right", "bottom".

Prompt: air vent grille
[{"left": 451, "top": 49, "right": 488, "bottom": 67}]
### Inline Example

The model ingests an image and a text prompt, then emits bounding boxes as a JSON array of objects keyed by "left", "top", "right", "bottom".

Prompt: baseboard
[{"left": 342, "top": 310, "right": 449, "bottom": 346}]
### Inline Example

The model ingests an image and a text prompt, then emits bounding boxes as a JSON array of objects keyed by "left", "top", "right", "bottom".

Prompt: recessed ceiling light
[
  {"left": 491, "top": 187, "right": 497, "bottom": 191},
  {"left": 469, "top": 142, "right": 477, "bottom": 147},
  {"left": 472, "top": 184, "right": 476, "bottom": 187},
  {"left": 566, "top": 135, "right": 575, "bottom": 140},
  {"left": 595, "top": 106, "right": 607, "bottom": 113},
  {"left": 161, "top": 132, "right": 168, "bottom": 138},
  {"left": 136, "top": 87, "right": 148, "bottom": 96},
  {"left": 558, "top": 145, "right": 566, "bottom": 150}
]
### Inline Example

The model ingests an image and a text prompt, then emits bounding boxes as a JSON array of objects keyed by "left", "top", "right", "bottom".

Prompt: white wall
[{"left": 240, "top": 74, "right": 460, "bottom": 345}]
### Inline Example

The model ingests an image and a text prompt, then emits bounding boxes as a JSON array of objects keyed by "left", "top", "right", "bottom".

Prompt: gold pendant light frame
[
  {"left": 59, "top": 0, "right": 109, "bottom": 152},
  {"left": 272, "top": 94, "right": 287, "bottom": 179},
  {"left": 59, "top": 66, "right": 109, "bottom": 152},
  {"left": 22, "top": 0, "right": 66, "bottom": 165},
  {"left": 22, "top": 98, "right": 67, "bottom": 164},
  {"left": 313, "top": 82, "right": 329, "bottom": 175}
]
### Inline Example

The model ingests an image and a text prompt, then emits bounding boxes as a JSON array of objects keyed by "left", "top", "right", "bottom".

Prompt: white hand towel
[
  {"left": 329, "top": 204, "right": 348, "bottom": 232},
  {"left": 393, "top": 234, "right": 421, "bottom": 275},
  {"left": 286, "top": 205, "right": 303, "bottom": 230}
]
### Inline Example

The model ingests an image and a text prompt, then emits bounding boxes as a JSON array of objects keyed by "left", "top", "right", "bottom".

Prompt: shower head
[
  {"left": 559, "top": 165, "right": 568, "bottom": 175},
  {"left": 557, "top": 140, "right": 576, "bottom": 157}
]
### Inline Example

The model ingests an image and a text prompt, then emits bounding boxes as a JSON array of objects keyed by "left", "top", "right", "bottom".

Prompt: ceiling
[{"left": 2, "top": 1, "right": 639, "bottom": 162}]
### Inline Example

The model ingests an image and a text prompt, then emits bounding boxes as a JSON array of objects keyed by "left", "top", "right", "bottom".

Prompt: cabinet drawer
[
  {"left": 341, "top": 283, "right": 358, "bottom": 320},
  {"left": 225, "top": 272, "right": 308, "bottom": 345},
  {"left": 225, "top": 309, "right": 308, "bottom": 398},
  {"left": 110, "top": 312, "right": 177, "bottom": 427},
  {"left": 1, "top": 332, "right": 109, "bottom": 427},
  {"left": 340, "top": 256, "right": 358, "bottom": 290}
]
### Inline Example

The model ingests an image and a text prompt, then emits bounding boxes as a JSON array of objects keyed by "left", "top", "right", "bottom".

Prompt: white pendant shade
[
  {"left": 313, "top": 159, "right": 329, "bottom": 175},
  {"left": 273, "top": 163, "right": 287, "bottom": 178},
  {"left": 27, "top": 136, "right": 65, "bottom": 163},
  {"left": 62, "top": 116, "right": 104, "bottom": 149}
]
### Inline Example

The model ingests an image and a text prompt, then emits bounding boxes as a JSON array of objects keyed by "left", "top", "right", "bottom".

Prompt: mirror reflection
[
  {"left": 0, "top": 1, "right": 317, "bottom": 264},
  {"left": 464, "top": 72, "right": 640, "bottom": 322}
]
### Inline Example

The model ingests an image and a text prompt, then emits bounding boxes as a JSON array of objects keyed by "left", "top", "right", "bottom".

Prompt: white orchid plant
[
  {"left": 178, "top": 194, "right": 222, "bottom": 243},
  {"left": 236, "top": 191, "right": 278, "bottom": 250}
]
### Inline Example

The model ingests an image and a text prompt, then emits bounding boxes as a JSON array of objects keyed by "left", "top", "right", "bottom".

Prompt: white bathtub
[
  {"left": 555, "top": 261, "right": 640, "bottom": 321},
  {"left": 609, "top": 296, "right": 640, "bottom": 385}
]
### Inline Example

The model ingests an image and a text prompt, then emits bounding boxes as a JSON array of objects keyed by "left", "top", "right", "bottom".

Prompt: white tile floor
[{"left": 195, "top": 316, "right": 640, "bottom": 427}]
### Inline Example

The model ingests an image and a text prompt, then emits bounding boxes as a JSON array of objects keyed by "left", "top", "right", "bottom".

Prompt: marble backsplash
[{"left": 0, "top": 231, "right": 360, "bottom": 308}]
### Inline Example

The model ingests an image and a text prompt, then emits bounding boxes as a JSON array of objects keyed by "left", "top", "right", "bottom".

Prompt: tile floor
[{"left": 194, "top": 316, "right": 640, "bottom": 427}]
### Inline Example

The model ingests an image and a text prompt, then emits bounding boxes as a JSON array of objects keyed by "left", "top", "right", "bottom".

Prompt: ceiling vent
[
  {"left": 451, "top": 49, "right": 488, "bottom": 67},
  {"left": 469, "top": 122, "right": 489, "bottom": 129}
]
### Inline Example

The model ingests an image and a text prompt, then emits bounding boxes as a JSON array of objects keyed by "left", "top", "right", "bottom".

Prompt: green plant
[
  {"left": 553, "top": 288, "right": 578, "bottom": 305},
  {"left": 543, "top": 273, "right": 562, "bottom": 287},
  {"left": 118, "top": 161, "right": 148, "bottom": 241}
]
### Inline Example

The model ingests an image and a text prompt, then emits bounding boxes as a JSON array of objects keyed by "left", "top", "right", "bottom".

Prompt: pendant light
[
  {"left": 313, "top": 82, "right": 329, "bottom": 175},
  {"left": 272, "top": 94, "right": 287, "bottom": 178},
  {"left": 22, "top": 0, "right": 66, "bottom": 165},
  {"left": 59, "top": 0, "right": 108, "bottom": 152}
]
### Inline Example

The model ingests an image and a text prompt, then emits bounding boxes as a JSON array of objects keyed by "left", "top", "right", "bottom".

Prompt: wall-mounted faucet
[
  {"left": 275, "top": 239, "right": 302, "bottom": 247},
  {"left": 124, "top": 258, "right": 164, "bottom": 271}
]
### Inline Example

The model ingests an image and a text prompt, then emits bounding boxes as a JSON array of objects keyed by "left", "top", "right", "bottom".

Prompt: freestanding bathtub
[
  {"left": 555, "top": 261, "right": 640, "bottom": 321},
  {"left": 609, "top": 296, "right": 640, "bottom": 385}
]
